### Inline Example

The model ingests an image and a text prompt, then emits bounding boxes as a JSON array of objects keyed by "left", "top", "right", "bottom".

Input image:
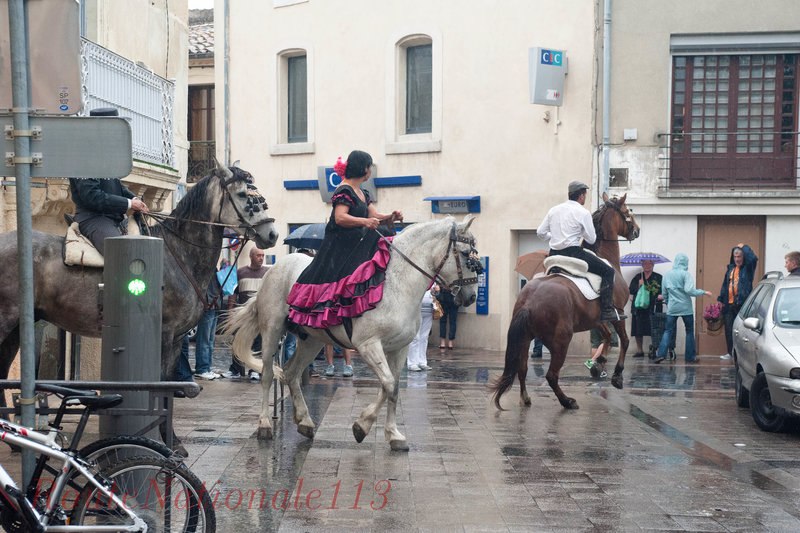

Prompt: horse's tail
[
  {"left": 225, "top": 298, "right": 263, "bottom": 371},
  {"left": 489, "top": 307, "right": 530, "bottom": 411}
]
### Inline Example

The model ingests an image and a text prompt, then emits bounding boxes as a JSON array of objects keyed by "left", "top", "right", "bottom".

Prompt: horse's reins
[
  {"left": 320, "top": 222, "right": 482, "bottom": 350},
  {"left": 143, "top": 170, "right": 273, "bottom": 312},
  {"left": 592, "top": 200, "right": 637, "bottom": 243},
  {"left": 374, "top": 222, "right": 482, "bottom": 293}
]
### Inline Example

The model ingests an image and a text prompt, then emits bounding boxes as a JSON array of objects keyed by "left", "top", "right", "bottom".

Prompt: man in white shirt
[{"left": 537, "top": 181, "right": 625, "bottom": 322}]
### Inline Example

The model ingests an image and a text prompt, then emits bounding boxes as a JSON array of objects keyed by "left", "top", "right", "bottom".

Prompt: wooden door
[{"left": 696, "top": 216, "right": 765, "bottom": 355}]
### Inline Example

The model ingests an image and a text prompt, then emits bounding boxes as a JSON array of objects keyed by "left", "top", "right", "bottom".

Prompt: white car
[{"left": 732, "top": 271, "right": 800, "bottom": 432}]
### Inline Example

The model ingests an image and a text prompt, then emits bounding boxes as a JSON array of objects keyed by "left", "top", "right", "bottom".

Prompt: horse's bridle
[
  {"left": 595, "top": 200, "right": 638, "bottom": 242},
  {"left": 216, "top": 169, "right": 275, "bottom": 240},
  {"left": 377, "top": 223, "right": 483, "bottom": 294},
  {"left": 156, "top": 167, "right": 276, "bottom": 312}
]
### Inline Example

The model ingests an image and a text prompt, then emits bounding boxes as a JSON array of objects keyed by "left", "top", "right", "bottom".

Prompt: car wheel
[
  {"left": 749, "top": 371, "right": 787, "bottom": 432},
  {"left": 734, "top": 364, "right": 749, "bottom": 408},
  {"left": 186, "top": 326, "right": 198, "bottom": 342}
]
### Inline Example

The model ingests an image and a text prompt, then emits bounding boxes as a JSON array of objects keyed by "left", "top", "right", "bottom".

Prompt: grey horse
[
  {"left": 0, "top": 161, "right": 278, "bottom": 383},
  {"left": 226, "top": 215, "right": 480, "bottom": 451}
]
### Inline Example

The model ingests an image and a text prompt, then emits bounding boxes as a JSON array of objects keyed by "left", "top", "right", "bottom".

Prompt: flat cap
[{"left": 568, "top": 181, "right": 589, "bottom": 194}]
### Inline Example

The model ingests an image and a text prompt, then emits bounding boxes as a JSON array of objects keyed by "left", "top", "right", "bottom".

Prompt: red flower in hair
[{"left": 333, "top": 156, "right": 347, "bottom": 177}]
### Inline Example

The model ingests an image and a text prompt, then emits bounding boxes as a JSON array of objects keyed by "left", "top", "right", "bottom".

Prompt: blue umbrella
[
  {"left": 284, "top": 223, "right": 326, "bottom": 250},
  {"left": 620, "top": 252, "right": 671, "bottom": 267}
]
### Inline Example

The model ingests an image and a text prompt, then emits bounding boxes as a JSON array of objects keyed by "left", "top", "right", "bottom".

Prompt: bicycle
[{"left": 0, "top": 383, "right": 215, "bottom": 532}]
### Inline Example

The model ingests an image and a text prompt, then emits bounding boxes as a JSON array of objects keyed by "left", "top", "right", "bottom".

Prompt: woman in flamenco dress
[{"left": 287, "top": 150, "right": 403, "bottom": 329}]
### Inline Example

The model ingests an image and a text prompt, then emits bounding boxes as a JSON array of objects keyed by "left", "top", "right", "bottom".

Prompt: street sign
[
  {"left": 0, "top": 0, "right": 81, "bottom": 114},
  {"left": 1, "top": 115, "right": 132, "bottom": 178}
]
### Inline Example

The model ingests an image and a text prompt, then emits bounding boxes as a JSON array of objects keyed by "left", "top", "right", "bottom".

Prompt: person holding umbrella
[{"left": 628, "top": 259, "right": 663, "bottom": 358}]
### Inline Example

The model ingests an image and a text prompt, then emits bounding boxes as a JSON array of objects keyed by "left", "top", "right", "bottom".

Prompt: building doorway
[{"left": 696, "top": 216, "right": 765, "bottom": 355}]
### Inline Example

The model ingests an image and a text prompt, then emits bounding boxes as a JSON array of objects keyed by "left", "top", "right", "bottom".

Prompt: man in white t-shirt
[
  {"left": 223, "top": 247, "right": 269, "bottom": 379},
  {"left": 537, "top": 181, "right": 625, "bottom": 322}
]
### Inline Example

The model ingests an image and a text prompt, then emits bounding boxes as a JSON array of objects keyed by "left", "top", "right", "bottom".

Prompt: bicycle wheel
[
  {"left": 32, "top": 435, "right": 179, "bottom": 516},
  {"left": 80, "top": 435, "right": 175, "bottom": 469},
  {"left": 71, "top": 455, "right": 216, "bottom": 533}
]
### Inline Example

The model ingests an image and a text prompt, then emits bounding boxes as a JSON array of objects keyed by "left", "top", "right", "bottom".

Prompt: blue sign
[
  {"left": 323, "top": 168, "right": 344, "bottom": 192},
  {"left": 476, "top": 256, "right": 488, "bottom": 315},
  {"left": 540, "top": 49, "right": 563, "bottom": 66}
]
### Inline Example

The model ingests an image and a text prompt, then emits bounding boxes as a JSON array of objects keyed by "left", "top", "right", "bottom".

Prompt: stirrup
[{"left": 601, "top": 308, "right": 627, "bottom": 322}]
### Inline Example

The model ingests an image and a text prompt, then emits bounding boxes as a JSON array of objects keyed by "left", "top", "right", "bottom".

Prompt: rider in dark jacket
[{"left": 69, "top": 108, "right": 149, "bottom": 254}]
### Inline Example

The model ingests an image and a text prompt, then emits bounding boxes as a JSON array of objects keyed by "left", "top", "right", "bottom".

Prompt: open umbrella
[
  {"left": 514, "top": 250, "right": 549, "bottom": 280},
  {"left": 620, "top": 252, "right": 671, "bottom": 267},
  {"left": 284, "top": 223, "right": 326, "bottom": 250}
]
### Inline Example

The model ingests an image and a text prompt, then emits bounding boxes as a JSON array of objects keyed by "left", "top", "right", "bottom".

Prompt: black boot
[{"left": 600, "top": 282, "right": 627, "bottom": 322}]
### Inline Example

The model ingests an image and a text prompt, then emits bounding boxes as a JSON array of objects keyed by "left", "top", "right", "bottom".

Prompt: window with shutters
[{"left": 670, "top": 54, "right": 798, "bottom": 188}]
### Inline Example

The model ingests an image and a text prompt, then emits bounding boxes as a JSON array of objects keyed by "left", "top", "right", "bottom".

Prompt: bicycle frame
[{"left": 0, "top": 416, "right": 147, "bottom": 532}]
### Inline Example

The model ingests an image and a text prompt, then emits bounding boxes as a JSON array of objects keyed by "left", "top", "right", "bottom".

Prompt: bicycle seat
[
  {"left": 76, "top": 394, "right": 123, "bottom": 410},
  {"left": 33, "top": 383, "right": 123, "bottom": 409}
]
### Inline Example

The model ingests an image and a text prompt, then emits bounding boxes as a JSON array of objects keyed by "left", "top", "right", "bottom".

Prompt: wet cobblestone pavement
[
  {"left": 166, "top": 341, "right": 800, "bottom": 532},
  {"left": 4, "top": 342, "right": 800, "bottom": 531}
]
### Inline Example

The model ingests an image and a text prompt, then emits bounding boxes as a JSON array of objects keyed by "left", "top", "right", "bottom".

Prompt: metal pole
[
  {"left": 601, "top": 0, "right": 612, "bottom": 199},
  {"left": 7, "top": 0, "right": 36, "bottom": 485}
]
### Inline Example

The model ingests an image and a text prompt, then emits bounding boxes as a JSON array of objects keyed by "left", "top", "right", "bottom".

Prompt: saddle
[
  {"left": 542, "top": 253, "right": 608, "bottom": 299},
  {"left": 62, "top": 213, "right": 141, "bottom": 268}
]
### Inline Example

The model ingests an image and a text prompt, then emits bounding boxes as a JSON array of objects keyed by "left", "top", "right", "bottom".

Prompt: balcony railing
[
  {"left": 657, "top": 131, "right": 799, "bottom": 192},
  {"left": 80, "top": 38, "right": 175, "bottom": 169},
  {"left": 188, "top": 141, "right": 216, "bottom": 183}
]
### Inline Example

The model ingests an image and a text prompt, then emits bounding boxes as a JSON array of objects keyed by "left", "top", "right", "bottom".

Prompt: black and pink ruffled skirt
[{"left": 286, "top": 238, "right": 391, "bottom": 329}]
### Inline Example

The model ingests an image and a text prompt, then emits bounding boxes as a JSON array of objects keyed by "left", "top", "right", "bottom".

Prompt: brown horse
[{"left": 490, "top": 193, "right": 639, "bottom": 410}]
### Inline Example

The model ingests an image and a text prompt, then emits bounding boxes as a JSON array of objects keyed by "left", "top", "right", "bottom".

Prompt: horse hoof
[
  {"left": 257, "top": 427, "right": 274, "bottom": 440},
  {"left": 562, "top": 398, "right": 579, "bottom": 410},
  {"left": 390, "top": 439, "right": 409, "bottom": 452},
  {"left": 297, "top": 424, "right": 315, "bottom": 440},
  {"left": 352, "top": 422, "right": 368, "bottom": 443},
  {"left": 590, "top": 366, "right": 601, "bottom": 379},
  {"left": 520, "top": 394, "right": 532, "bottom": 407},
  {"left": 611, "top": 375, "right": 624, "bottom": 389}
]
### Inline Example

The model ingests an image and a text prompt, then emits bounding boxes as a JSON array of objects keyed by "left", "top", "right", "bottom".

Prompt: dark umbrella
[
  {"left": 620, "top": 252, "right": 671, "bottom": 267},
  {"left": 284, "top": 223, "right": 326, "bottom": 250}
]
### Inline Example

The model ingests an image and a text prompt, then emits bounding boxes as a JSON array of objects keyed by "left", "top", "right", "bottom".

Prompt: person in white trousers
[{"left": 407, "top": 286, "right": 437, "bottom": 371}]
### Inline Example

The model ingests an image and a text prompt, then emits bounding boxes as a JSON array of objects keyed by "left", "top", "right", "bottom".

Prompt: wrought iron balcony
[
  {"left": 188, "top": 141, "right": 216, "bottom": 183},
  {"left": 657, "top": 131, "right": 799, "bottom": 192},
  {"left": 80, "top": 38, "right": 175, "bottom": 169}
]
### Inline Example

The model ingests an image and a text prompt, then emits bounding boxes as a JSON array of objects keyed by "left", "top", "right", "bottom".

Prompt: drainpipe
[
  {"left": 223, "top": 0, "right": 230, "bottom": 165},
  {"left": 601, "top": 0, "right": 611, "bottom": 199}
]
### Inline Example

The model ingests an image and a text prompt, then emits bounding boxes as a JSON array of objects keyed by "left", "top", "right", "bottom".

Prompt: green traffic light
[{"left": 128, "top": 278, "right": 146, "bottom": 295}]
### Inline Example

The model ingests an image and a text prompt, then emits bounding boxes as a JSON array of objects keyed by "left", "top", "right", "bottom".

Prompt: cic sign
[
  {"left": 529, "top": 47, "right": 568, "bottom": 106},
  {"left": 316, "top": 165, "right": 377, "bottom": 203}
]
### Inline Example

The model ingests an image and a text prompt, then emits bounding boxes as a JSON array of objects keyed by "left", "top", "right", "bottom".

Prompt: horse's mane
[
  {"left": 585, "top": 198, "right": 622, "bottom": 252},
  {"left": 392, "top": 217, "right": 455, "bottom": 246}
]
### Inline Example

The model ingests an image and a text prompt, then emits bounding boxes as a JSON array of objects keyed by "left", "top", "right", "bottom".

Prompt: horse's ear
[
  {"left": 460, "top": 214, "right": 476, "bottom": 232},
  {"left": 213, "top": 156, "right": 234, "bottom": 181},
  {"left": 618, "top": 193, "right": 627, "bottom": 205},
  {"left": 232, "top": 160, "right": 241, "bottom": 168},
  {"left": 602, "top": 191, "right": 609, "bottom": 203}
]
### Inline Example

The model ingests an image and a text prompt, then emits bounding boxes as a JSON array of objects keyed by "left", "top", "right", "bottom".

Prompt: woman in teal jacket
[{"left": 654, "top": 253, "right": 711, "bottom": 364}]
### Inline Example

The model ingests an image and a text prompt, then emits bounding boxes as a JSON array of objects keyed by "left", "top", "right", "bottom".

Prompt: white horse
[{"left": 225, "top": 215, "right": 480, "bottom": 451}]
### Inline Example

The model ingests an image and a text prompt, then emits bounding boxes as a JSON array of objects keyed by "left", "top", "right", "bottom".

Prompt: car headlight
[{"left": 790, "top": 368, "right": 800, "bottom": 380}]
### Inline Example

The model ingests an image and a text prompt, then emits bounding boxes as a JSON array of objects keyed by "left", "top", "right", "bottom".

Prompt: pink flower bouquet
[
  {"left": 703, "top": 302, "right": 723, "bottom": 335},
  {"left": 703, "top": 302, "right": 722, "bottom": 321}
]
